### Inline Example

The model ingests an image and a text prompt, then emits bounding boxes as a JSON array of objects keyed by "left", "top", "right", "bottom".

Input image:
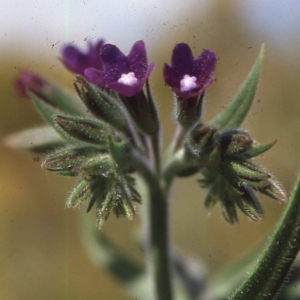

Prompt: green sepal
[
  {"left": 80, "top": 154, "right": 115, "bottom": 178},
  {"left": 241, "top": 140, "right": 277, "bottom": 159},
  {"left": 93, "top": 177, "right": 137, "bottom": 229},
  {"left": 3, "top": 125, "right": 66, "bottom": 153},
  {"left": 42, "top": 146, "right": 100, "bottom": 175},
  {"left": 75, "top": 77, "right": 128, "bottom": 132},
  {"left": 204, "top": 183, "right": 219, "bottom": 209},
  {"left": 175, "top": 92, "right": 205, "bottom": 129},
  {"left": 123, "top": 175, "right": 142, "bottom": 204},
  {"left": 53, "top": 115, "right": 112, "bottom": 145},
  {"left": 118, "top": 83, "right": 160, "bottom": 135},
  {"left": 211, "top": 44, "right": 265, "bottom": 130},
  {"left": 201, "top": 172, "right": 265, "bottom": 223},
  {"left": 86, "top": 178, "right": 107, "bottom": 213},
  {"left": 259, "top": 177, "right": 287, "bottom": 202},
  {"left": 224, "top": 159, "right": 286, "bottom": 200},
  {"left": 95, "top": 191, "right": 112, "bottom": 228},
  {"left": 66, "top": 179, "right": 94, "bottom": 208},
  {"left": 228, "top": 160, "right": 270, "bottom": 183},
  {"left": 235, "top": 186, "right": 264, "bottom": 222}
]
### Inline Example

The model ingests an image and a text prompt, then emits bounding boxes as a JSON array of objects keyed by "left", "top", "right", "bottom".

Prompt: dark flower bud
[
  {"left": 187, "top": 123, "right": 219, "bottom": 156},
  {"left": 15, "top": 71, "right": 84, "bottom": 116},
  {"left": 42, "top": 146, "right": 100, "bottom": 176},
  {"left": 53, "top": 115, "right": 112, "bottom": 145},
  {"left": 15, "top": 71, "right": 52, "bottom": 100},
  {"left": 75, "top": 77, "right": 128, "bottom": 132},
  {"left": 218, "top": 129, "right": 253, "bottom": 156},
  {"left": 80, "top": 154, "right": 115, "bottom": 178}
]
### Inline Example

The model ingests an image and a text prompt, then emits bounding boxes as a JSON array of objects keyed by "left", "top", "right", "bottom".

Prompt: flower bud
[
  {"left": 15, "top": 71, "right": 83, "bottom": 115},
  {"left": 42, "top": 146, "right": 100, "bottom": 176},
  {"left": 54, "top": 115, "right": 112, "bottom": 145},
  {"left": 187, "top": 123, "right": 218, "bottom": 156},
  {"left": 218, "top": 129, "right": 253, "bottom": 156},
  {"left": 76, "top": 76, "right": 128, "bottom": 132}
]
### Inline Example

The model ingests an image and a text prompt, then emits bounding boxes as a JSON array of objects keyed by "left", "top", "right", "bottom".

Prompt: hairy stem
[
  {"left": 171, "top": 125, "right": 188, "bottom": 153},
  {"left": 133, "top": 150, "right": 174, "bottom": 300}
]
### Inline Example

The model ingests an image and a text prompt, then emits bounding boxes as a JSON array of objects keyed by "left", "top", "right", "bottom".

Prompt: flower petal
[
  {"left": 194, "top": 49, "right": 217, "bottom": 89},
  {"left": 100, "top": 44, "right": 130, "bottom": 80},
  {"left": 171, "top": 43, "right": 195, "bottom": 79},
  {"left": 127, "top": 40, "right": 148, "bottom": 79},
  {"left": 61, "top": 39, "right": 104, "bottom": 75}
]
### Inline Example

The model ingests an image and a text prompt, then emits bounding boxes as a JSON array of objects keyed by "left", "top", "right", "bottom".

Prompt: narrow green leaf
[
  {"left": 228, "top": 169, "right": 300, "bottom": 300},
  {"left": 27, "top": 78, "right": 85, "bottom": 116},
  {"left": 211, "top": 44, "right": 265, "bottom": 130},
  {"left": 3, "top": 125, "right": 66, "bottom": 153},
  {"left": 30, "top": 92, "right": 63, "bottom": 128}
]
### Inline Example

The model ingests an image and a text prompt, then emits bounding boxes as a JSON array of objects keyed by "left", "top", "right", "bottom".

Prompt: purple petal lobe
[
  {"left": 61, "top": 39, "right": 104, "bottom": 75},
  {"left": 100, "top": 44, "right": 129, "bottom": 79},
  {"left": 128, "top": 40, "right": 148, "bottom": 79},
  {"left": 171, "top": 43, "right": 195, "bottom": 79}
]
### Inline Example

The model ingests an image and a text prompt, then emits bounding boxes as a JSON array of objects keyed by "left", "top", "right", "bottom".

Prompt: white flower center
[
  {"left": 180, "top": 75, "right": 197, "bottom": 92},
  {"left": 118, "top": 72, "right": 138, "bottom": 86}
]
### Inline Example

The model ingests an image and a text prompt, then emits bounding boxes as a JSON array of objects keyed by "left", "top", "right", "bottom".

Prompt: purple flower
[
  {"left": 61, "top": 39, "right": 104, "bottom": 75},
  {"left": 164, "top": 43, "right": 217, "bottom": 99},
  {"left": 15, "top": 71, "right": 50, "bottom": 99},
  {"left": 85, "top": 40, "right": 155, "bottom": 97}
]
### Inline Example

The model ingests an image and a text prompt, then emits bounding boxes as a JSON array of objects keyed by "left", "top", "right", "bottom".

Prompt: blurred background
[{"left": 1, "top": 0, "right": 300, "bottom": 299}]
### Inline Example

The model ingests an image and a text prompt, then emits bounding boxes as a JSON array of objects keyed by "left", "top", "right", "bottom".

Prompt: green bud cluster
[{"left": 187, "top": 125, "right": 286, "bottom": 223}]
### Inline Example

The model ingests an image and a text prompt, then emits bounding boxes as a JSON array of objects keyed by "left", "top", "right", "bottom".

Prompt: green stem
[
  {"left": 149, "top": 133, "right": 161, "bottom": 175},
  {"left": 133, "top": 151, "right": 174, "bottom": 300},
  {"left": 171, "top": 126, "right": 188, "bottom": 153},
  {"left": 228, "top": 170, "right": 300, "bottom": 300},
  {"left": 148, "top": 183, "right": 173, "bottom": 300}
]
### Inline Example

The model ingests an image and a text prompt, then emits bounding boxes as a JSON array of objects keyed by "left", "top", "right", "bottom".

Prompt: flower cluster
[{"left": 10, "top": 38, "right": 285, "bottom": 227}]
